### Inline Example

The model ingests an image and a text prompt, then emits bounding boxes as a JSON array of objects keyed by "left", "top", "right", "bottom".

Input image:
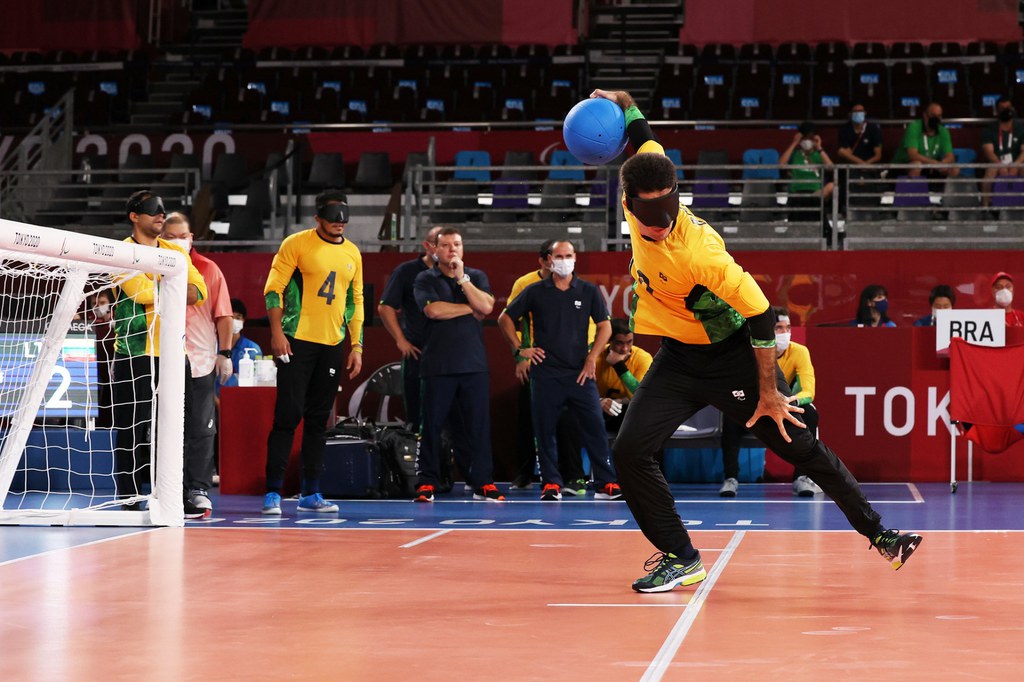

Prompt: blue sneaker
[
  {"left": 297, "top": 493, "right": 339, "bottom": 513},
  {"left": 261, "top": 492, "right": 282, "bottom": 516}
]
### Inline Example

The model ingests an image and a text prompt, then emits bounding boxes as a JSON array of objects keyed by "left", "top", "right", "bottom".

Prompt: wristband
[
  {"left": 218, "top": 350, "right": 231, "bottom": 358},
  {"left": 613, "top": 361, "right": 629, "bottom": 376}
]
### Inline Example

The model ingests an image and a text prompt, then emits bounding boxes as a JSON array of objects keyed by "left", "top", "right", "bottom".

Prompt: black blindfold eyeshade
[
  {"left": 129, "top": 196, "right": 165, "bottom": 216},
  {"left": 624, "top": 185, "right": 680, "bottom": 229},
  {"left": 316, "top": 202, "right": 349, "bottom": 223}
]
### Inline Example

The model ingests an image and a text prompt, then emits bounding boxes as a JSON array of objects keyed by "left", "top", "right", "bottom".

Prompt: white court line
[
  {"left": 672, "top": 499, "right": 922, "bottom": 504},
  {"left": 640, "top": 530, "right": 745, "bottom": 682},
  {"left": 907, "top": 483, "right": 924, "bottom": 503},
  {"left": 399, "top": 529, "right": 452, "bottom": 548},
  {"left": 0, "top": 528, "right": 155, "bottom": 568},
  {"left": 548, "top": 603, "right": 689, "bottom": 608}
]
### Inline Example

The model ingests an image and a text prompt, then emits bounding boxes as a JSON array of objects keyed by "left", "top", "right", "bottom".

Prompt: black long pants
[
  {"left": 722, "top": 403, "right": 819, "bottom": 481},
  {"left": 531, "top": 373, "right": 616, "bottom": 487},
  {"left": 612, "top": 330, "right": 882, "bottom": 558},
  {"left": 419, "top": 372, "right": 492, "bottom": 488},
  {"left": 265, "top": 337, "right": 345, "bottom": 495},
  {"left": 515, "top": 381, "right": 586, "bottom": 482},
  {"left": 185, "top": 370, "right": 217, "bottom": 491}
]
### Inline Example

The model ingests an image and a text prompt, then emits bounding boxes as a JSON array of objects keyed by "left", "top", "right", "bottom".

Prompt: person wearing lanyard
[
  {"left": 981, "top": 96, "right": 1024, "bottom": 209},
  {"left": 891, "top": 102, "right": 958, "bottom": 183}
]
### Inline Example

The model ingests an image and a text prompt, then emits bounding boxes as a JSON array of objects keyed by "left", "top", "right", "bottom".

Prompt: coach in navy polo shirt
[
  {"left": 412, "top": 227, "right": 504, "bottom": 503},
  {"left": 378, "top": 225, "right": 442, "bottom": 432},
  {"left": 498, "top": 240, "right": 622, "bottom": 501}
]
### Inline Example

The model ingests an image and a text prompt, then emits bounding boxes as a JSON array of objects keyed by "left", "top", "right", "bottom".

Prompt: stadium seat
[
  {"left": 226, "top": 206, "right": 264, "bottom": 240},
  {"left": 700, "top": 43, "right": 737, "bottom": 63},
  {"left": 483, "top": 181, "right": 530, "bottom": 223},
  {"left": 453, "top": 150, "right": 492, "bottom": 183},
  {"left": 739, "top": 182, "right": 776, "bottom": 222},
  {"left": 437, "top": 182, "right": 480, "bottom": 223},
  {"left": 741, "top": 149, "right": 781, "bottom": 180},
  {"left": 777, "top": 42, "right": 812, "bottom": 62},
  {"left": 772, "top": 65, "right": 811, "bottom": 120},
  {"left": 212, "top": 153, "right": 249, "bottom": 192},
  {"left": 548, "top": 150, "right": 584, "bottom": 182},
  {"left": 696, "top": 150, "right": 730, "bottom": 180},
  {"left": 892, "top": 177, "right": 931, "bottom": 221},
  {"left": 814, "top": 41, "right": 849, "bottom": 62},
  {"left": 851, "top": 63, "right": 892, "bottom": 118},
  {"left": 692, "top": 66, "right": 735, "bottom": 119},
  {"left": 119, "top": 152, "right": 156, "bottom": 184},
  {"left": 968, "top": 63, "right": 1007, "bottom": 116},
  {"left": 966, "top": 41, "right": 999, "bottom": 57},
  {"left": 690, "top": 181, "right": 730, "bottom": 210},
  {"left": 944, "top": 179, "right": 981, "bottom": 220},
  {"left": 851, "top": 42, "right": 887, "bottom": 60},
  {"left": 733, "top": 63, "right": 771, "bottom": 119},
  {"left": 500, "top": 151, "right": 537, "bottom": 181},
  {"left": 891, "top": 42, "right": 925, "bottom": 60},
  {"left": 930, "top": 63, "right": 970, "bottom": 118},
  {"left": 664, "top": 149, "right": 685, "bottom": 181},
  {"left": 954, "top": 148, "right": 978, "bottom": 178},
  {"left": 244, "top": 178, "right": 273, "bottom": 218},
  {"left": 928, "top": 42, "right": 964, "bottom": 59},
  {"left": 532, "top": 179, "right": 580, "bottom": 223},
  {"left": 890, "top": 62, "right": 930, "bottom": 119},
  {"left": 352, "top": 152, "right": 393, "bottom": 191},
  {"left": 306, "top": 152, "right": 345, "bottom": 191},
  {"left": 738, "top": 43, "right": 773, "bottom": 62}
]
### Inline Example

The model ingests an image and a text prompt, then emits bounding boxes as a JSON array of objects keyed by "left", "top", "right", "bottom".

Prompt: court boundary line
[
  {"left": 641, "top": 531, "right": 745, "bottom": 682},
  {"left": 179, "top": 526, "right": 1024, "bottom": 533},
  {"left": 0, "top": 528, "right": 155, "bottom": 568},
  {"left": 399, "top": 529, "right": 452, "bottom": 548}
]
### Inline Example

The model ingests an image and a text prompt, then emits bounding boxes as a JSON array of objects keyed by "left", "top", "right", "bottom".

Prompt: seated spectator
[
  {"left": 980, "top": 97, "right": 1024, "bottom": 208},
  {"left": 780, "top": 121, "right": 835, "bottom": 202},
  {"left": 913, "top": 285, "right": 956, "bottom": 327},
  {"left": 852, "top": 284, "right": 897, "bottom": 327},
  {"left": 222, "top": 298, "right": 263, "bottom": 386},
  {"left": 836, "top": 102, "right": 883, "bottom": 214},
  {"left": 891, "top": 102, "right": 959, "bottom": 180},
  {"left": 991, "top": 271, "right": 1024, "bottom": 327}
]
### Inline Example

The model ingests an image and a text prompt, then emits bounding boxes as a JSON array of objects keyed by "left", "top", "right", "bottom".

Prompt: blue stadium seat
[
  {"left": 453, "top": 150, "right": 491, "bottom": 182},
  {"left": 954, "top": 148, "right": 977, "bottom": 178},
  {"left": 741, "top": 149, "right": 781, "bottom": 180},
  {"left": 664, "top": 149, "right": 685, "bottom": 180},
  {"left": 548, "top": 150, "right": 584, "bottom": 181}
]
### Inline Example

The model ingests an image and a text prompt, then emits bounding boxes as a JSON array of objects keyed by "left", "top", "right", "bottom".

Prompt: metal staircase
[
  {"left": 586, "top": 0, "right": 686, "bottom": 109},
  {"left": 130, "top": 5, "right": 249, "bottom": 126}
]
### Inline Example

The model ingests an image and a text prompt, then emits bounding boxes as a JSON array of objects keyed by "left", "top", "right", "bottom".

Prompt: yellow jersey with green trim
[
  {"left": 113, "top": 236, "right": 208, "bottom": 357},
  {"left": 595, "top": 344, "right": 653, "bottom": 399},
  {"left": 777, "top": 340, "right": 815, "bottom": 406},
  {"left": 623, "top": 148, "right": 770, "bottom": 344},
  {"left": 264, "top": 228, "right": 364, "bottom": 347},
  {"left": 507, "top": 269, "right": 596, "bottom": 346}
]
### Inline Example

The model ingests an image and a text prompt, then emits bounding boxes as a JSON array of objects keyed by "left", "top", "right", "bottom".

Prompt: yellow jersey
[
  {"left": 777, "top": 340, "right": 815, "bottom": 406},
  {"left": 264, "top": 229, "right": 364, "bottom": 347},
  {"left": 623, "top": 140, "right": 770, "bottom": 344},
  {"left": 113, "top": 237, "right": 208, "bottom": 357},
  {"left": 595, "top": 344, "right": 654, "bottom": 399}
]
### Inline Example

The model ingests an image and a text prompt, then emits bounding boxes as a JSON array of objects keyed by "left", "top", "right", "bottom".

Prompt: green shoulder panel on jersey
[
  {"left": 281, "top": 271, "right": 303, "bottom": 338},
  {"left": 684, "top": 285, "right": 746, "bottom": 343},
  {"left": 112, "top": 295, "right": 149, "bottom": 356}
]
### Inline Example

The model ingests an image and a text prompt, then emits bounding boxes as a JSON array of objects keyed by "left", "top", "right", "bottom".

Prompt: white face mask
[
  {"left": 995, "top": 288, "right": 1013, "bottom": 307},
  {"left": 165, "top": 237, "right": 191, "bottom": 252},
  {"left": 551, "top": 259, "right": 575, "bottom": 277},
  {"left": 775, "top": 332, "right": 791, "bottom": 353},
  {"left": 95, "top": 303, "right": 110, "bottom": 318},
  {"left": 232, "top": 319, "right": 244, "bottom": 335},
  {"left": 799, "top": 139, "right": 814, "bottom": 152}
]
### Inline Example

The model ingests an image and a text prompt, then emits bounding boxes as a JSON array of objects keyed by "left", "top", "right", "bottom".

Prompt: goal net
[{"left": 0, "top": 219, "right": 186, "bottom": 526}]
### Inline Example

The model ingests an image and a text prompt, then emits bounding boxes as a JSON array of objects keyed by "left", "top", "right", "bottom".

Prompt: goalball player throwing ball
[{"left": 589, "top": 89, "right": 923, "bottom": 592}]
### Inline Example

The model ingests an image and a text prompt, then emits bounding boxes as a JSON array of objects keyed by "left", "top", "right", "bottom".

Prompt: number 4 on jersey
[{"left": 317, "top": 271, "right": 338, "bottom": 305}]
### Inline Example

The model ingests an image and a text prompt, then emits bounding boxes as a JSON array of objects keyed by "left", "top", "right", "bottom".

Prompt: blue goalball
[{"left": 562, "top": 97, "right": 628, "bottom": 165}]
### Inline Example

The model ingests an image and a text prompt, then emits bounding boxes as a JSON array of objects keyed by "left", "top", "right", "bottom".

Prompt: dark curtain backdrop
[
  {"left": 681, "top": 0, "right": 1021, "bottom": 45},
  {"left": 244, "top": 0, "right": 576, "bottom": 48},
  {"left": 0, "top": 0, "right": 140, "bottom": 51}
]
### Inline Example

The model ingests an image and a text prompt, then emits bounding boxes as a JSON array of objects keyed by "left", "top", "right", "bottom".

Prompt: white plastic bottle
[{"left": 238, "top": 348, "right": 257, "bottom": 387}]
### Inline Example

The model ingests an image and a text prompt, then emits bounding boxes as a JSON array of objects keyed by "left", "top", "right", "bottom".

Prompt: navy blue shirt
[
  {"left": 380, "top": 256, "right": 430, "bottom": 346},
  {"left": 413, "top": 265, "right": 491, "bottom": 378},
  {"left": 838, "top": 121, "right": 883, "bottom": 162},
  {"left": 504, "top": 276, "right": 610, "bottom": 378}
]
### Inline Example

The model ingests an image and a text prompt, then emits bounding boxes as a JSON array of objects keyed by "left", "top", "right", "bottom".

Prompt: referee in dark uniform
[
  {"left": 498, "top": 240, "right": 621, "bottom": 501},
  {"left": 378, "top": 225, "right": 442, "bottom": 432},
  {"left": 412, "top": 227, "right": 504, "bottom": 502}
]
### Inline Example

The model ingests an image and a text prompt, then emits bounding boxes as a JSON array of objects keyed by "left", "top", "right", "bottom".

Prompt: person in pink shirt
[
  {"left": 162, "top": 213, "right": 234, "bottom": 517},
  {"left": 991, "top": 271, "right": 1024, "bottom": 328}
]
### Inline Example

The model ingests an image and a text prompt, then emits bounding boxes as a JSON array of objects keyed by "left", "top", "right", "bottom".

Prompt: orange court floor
[{"left": 1, "top": 483, "right": 1023, "bottom": 681}]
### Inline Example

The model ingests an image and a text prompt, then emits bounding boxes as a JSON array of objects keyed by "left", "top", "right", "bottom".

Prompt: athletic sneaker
[
  {"left": 561, "top": 479, "right": 588, "bottom": 497},
  {"left": 540, "top": 483, "right": 562, "bottom": 501},
  {"left": 718, "top": 477, "right": 739, "bottom": 497},
  {"left": 793, "top": 475, "right": 822, "bottom": 497},
  {"left": 261, "top": 492, "right": 282, "bottom": 516},
  {"left": 297, "top": 493, "right": 339, "bottom": 513},
  {"left": 871, "top": 528, "right": 923, "bottom": 570},
  {"left": 594, "top": 482, "right": 623, "bottom": 500},
  {"left": 184, "top": 489, "right": 213, "bottom": 519},
  {"left": 472, "top": 484, "right": 506, "bottom": 502},
  {"left": 414, "top": 484, "right": 435, "bottom": 503},
  {"left": 632, "top": 552, "right": 707, "bottom": 593}
]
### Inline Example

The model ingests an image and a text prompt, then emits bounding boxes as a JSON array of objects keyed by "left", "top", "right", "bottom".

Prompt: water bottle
[{"left": 238, "top": 348, "right": 257, "bottom": 387}]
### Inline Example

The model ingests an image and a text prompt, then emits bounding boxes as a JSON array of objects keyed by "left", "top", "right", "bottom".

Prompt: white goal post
[{"left": 0, "top": 218, "right": 186, "bottom": 526}]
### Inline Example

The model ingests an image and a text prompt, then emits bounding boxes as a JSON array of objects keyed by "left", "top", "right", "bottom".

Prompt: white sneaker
[
  {"left": 718, "top": 477, "right": 739, "bottom": 498},
  {"left": 793, "top": 475, "right": 822, "bottom": 497}
]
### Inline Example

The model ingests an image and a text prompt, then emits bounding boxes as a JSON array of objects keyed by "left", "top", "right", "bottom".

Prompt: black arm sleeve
[
  {"left": 746, "top": 307, "right": 777, "bottom": 345},
  {"left": 626, "top": 117, "right": 659, "bottom": 152}
]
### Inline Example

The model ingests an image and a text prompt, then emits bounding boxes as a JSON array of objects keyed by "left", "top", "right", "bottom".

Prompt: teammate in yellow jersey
[
  {"left": 589, "top": 89, "right": 922, "bottom": 592},
  {"left": 261, "top": 189, "right": 364, "bottom": 516}
]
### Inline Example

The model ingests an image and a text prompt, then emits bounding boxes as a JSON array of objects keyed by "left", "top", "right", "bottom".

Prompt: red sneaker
[
  {"left": 595, "top": 482, "right": 623, "bottom": 500},
  {"left": 414, "top": 484, "right": 435, "bottom": 503},
  {"left": 541, "top": 483, "right": 562, "bottom": 501}
]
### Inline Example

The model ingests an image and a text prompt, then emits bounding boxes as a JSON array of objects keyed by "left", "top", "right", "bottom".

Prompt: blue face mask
[
  {"left": 851, "top": 111, "right": 866, "bottom": 125},
  {"left": 873, "top": 299, "right": 889, "bottom": 316}
]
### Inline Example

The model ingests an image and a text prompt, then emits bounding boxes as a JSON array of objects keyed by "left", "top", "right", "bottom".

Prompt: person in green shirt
[
  {"left": 780, "top": 121, "right": 835, "bottom": 199},
  {"left": 980, "top": 96, "right": 1024, "bottom": 207},
  {"left": 891, "top": 102, "right": 959, "bottom": 179}
]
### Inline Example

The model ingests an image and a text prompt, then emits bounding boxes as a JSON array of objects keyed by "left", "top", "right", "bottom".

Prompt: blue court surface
[{"left": 4, "top": 481, "right": 1018, "bottom": 565}]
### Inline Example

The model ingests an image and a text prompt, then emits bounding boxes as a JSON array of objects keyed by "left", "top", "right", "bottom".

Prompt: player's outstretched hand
[
  {"left": 745, "top": 393, "right": 805, "bottom": 443},
  {"left": 590, "top": 89, "right": 635, "bottom": 111}
]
